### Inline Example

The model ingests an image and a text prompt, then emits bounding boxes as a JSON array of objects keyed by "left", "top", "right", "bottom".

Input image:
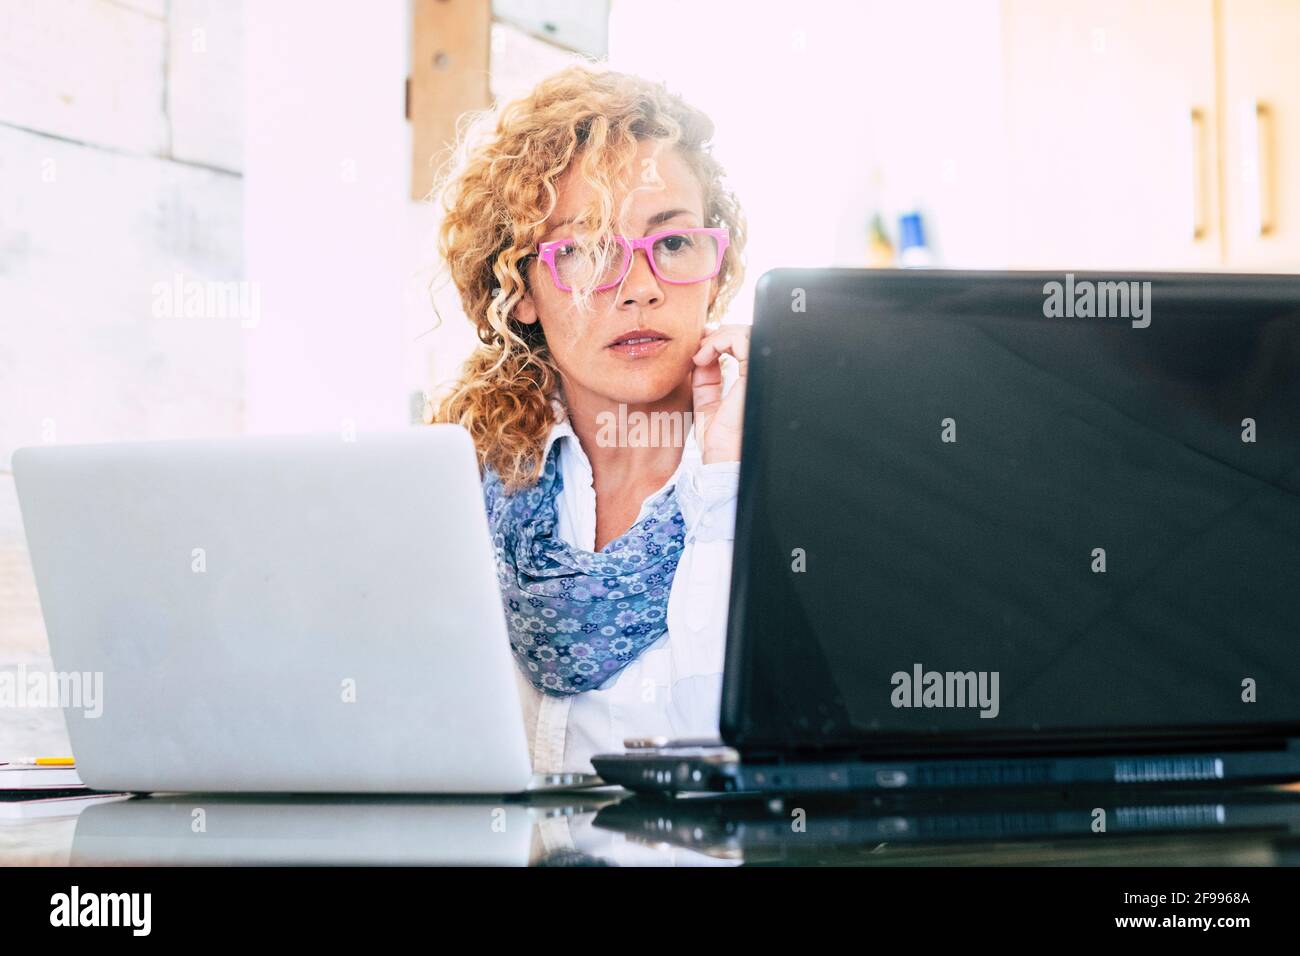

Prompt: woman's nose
[{"left": 619, "top": 244, "right": 662, "bottom": 305}]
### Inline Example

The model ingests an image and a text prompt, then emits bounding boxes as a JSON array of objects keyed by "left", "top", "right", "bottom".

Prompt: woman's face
[{"left": 514, "top": 140, "right": 718, "bottom": 409}]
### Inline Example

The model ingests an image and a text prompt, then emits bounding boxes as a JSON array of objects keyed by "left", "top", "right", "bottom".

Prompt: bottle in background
[
  {"left": 897, "top": 211, "right": 934, "bottom": 267},
  {"left": 866, "top": 213, "right": 895, "bottom": 267}
]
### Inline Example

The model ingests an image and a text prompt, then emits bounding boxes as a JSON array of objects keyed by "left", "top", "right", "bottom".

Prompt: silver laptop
[{"left": 12, "top": 426, "right": 602, "bottom": 794}]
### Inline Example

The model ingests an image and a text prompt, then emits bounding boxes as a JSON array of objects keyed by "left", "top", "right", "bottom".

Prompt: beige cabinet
[
  {"left": 1218, "top": 0, "right": 1300, "bottom": 270},
  {"left": 1001, "top": 0, "right": 1300, "bottom": 271}
]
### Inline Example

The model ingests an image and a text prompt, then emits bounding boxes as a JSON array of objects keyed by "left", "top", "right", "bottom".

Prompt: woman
[{"left": 432, "top": 64, "right": 749, "bottom": 775}]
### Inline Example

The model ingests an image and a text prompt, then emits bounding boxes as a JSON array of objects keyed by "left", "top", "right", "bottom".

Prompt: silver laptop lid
[{"left": 14, "top": 426, "right": 535, "bottom": 793}]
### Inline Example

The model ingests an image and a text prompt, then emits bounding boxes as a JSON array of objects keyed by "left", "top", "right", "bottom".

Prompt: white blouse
[{"left": 509, "top": 395, "right": 741, "bottom": 775}]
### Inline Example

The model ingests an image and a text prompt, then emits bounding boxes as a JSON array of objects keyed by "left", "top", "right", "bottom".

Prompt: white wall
[
  {"left": 1, "top": 0, "right": 245, "bottom": 633},
  {"left": 0, "top": 0, "right": 245, "bottom": 756},
  {"left": 241, "top": 0, "right": 417, "bottom": 435}
]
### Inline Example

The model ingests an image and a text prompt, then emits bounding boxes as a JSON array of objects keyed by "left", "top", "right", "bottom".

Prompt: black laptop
[{"left": 592, "top": 269, "right": 1300, "bottom": 796}]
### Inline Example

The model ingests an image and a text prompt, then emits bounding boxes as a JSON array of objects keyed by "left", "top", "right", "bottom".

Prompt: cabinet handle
[
  {"left": 1243, "top": 101, "right": 1276, "bottom": 238},
  {"left": 1256, "top": 102, "right": 1276, "bottom": 237},
  {"left": 1190, "top": 108, "right": 1208, "bottom": 241}
]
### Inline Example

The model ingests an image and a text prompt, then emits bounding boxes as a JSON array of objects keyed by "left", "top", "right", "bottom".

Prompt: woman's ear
[
  {"left": 514, "top": 289, "right": 539, "bottom": 325},
  {"left": 513, "top": 258, "right": 540, "bottom": 325}
]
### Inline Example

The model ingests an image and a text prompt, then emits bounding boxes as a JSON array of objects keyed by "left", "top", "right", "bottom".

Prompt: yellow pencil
[{"left": 9, "top": 757, "right": 76, "bottom": 766}]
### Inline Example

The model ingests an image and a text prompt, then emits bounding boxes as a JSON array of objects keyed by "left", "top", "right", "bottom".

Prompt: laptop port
[{"left": 876, "top": 769, "right": 909, "bottom": 788}]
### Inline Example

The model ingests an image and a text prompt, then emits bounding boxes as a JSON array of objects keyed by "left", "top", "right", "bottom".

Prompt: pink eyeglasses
[{"left": 535, "top": 227, "right": 730, "bottom": 293}]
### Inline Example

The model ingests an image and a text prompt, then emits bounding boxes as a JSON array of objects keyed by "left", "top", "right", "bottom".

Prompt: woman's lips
[{"left": 606, "top": 334, "right": 670, "bottom": 358}]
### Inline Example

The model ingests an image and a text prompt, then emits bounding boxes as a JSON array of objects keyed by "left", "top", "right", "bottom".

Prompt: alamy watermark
[
  {"left": 151, "top": 272, "right": 261, "bottom": 328},
  {"left": 595, "top": 404, "right": 695, "bottom": 448},
  {"left": 0, "top": 664, "right": 103, "bottom": 718},
  {"left": 50, "top": 886, "right": 150, "bottom": 936},
  {"left": 890, "top": 663, "right": 1000, "bottom": 719},
  {"left": 1043, "top": 273, "right": 1151, "bottom": 328}
]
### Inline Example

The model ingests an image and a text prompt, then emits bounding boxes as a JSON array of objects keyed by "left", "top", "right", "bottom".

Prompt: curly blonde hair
[{"left": 430, "top": 64, "right": 747, "bottom": 494}]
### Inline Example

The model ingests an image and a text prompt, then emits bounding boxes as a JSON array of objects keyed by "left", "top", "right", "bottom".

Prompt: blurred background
[{"left": 2, "top": 0, "right": 1299, "bottom": 738}]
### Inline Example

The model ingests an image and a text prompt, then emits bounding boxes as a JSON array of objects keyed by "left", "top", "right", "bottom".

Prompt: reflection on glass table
[
  {"left": 592, "top": 785, "right": 1300, "bottom": 866},
  {"left": 67, "top": 790, "right": 735, "bottom": 866},
  {"left": 62, "top": 784, "right": 1300, "bottom": 866}
]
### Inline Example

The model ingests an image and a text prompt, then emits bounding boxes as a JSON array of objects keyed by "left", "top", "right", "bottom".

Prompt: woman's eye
[{"left": 660, "top": 234, "right": 692, "bottom": 252}]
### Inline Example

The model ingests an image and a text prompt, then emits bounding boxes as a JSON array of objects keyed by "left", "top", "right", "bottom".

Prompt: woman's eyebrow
[
  {"left": 543, "top": 216, "right": 576, "bottom": 239},
  {"left": 645, "top": 208, "right": 697, "bottom": 229},
  {"left": 540, "top": 207, "right": 698, "bottom": 241}
]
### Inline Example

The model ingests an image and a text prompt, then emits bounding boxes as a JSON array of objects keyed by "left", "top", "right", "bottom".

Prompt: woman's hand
[{"left": 691, "top": 323, "right": 750, "bottom": 465}]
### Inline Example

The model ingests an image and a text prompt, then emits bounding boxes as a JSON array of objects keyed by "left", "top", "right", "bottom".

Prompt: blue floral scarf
[{"left": 482, "top": 440, "right": 686, "bottom": 696}]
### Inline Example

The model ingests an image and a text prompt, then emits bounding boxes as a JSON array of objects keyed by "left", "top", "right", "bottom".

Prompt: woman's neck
[{"left": 561, "top": 379, "right": 692, "bottom": 490}]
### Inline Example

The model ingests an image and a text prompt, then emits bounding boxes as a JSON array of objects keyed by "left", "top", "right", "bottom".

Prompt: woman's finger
[{"left": 693, "top": 323, "right": 751, "bottom": 368}]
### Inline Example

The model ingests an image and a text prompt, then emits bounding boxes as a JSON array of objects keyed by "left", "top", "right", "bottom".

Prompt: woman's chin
[
  {"left": 599, "top": 378, "right": 687, "bottom": 408},
  {"left": 586, "top": 358, "right": 685, "bottom": 401}
]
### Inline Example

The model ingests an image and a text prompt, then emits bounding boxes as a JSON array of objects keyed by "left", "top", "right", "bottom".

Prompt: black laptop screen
[{"left": 724, "top": 270, "right": 1300, "bottom": 753}]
